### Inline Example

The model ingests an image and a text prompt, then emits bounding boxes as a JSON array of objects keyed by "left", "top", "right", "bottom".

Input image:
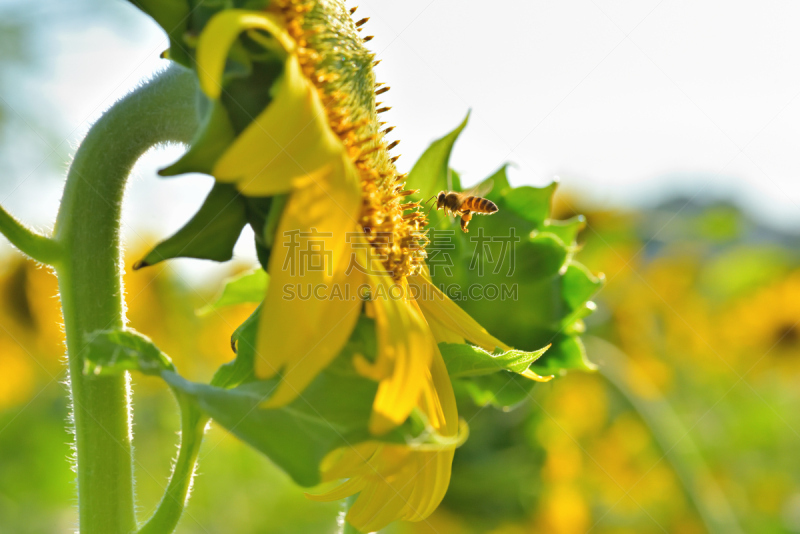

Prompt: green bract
[{"left": 408, "top": 116, "right": 603, "bottom": 406}]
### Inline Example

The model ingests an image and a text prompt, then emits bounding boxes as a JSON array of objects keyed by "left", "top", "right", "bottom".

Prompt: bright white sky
[{"left": 2, "top": 0, "right": 799, "bottom": 275}]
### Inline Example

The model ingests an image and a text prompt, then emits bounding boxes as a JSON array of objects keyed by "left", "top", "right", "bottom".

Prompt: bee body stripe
[{"left": 465, "top": 196, "right": 498, "bottom": 213}]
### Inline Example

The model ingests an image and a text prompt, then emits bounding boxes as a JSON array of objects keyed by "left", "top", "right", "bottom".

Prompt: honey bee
[{"left": 429, "top": 180, "right": 498, "bottom": 232}]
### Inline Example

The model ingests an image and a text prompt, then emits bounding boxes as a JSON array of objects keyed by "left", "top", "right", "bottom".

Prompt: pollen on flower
[{"left": 272, "top": 0, "right": 428, "bottom": 281}]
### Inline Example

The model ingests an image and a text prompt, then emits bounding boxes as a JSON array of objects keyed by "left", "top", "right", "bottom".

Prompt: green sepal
[
  {"left": 134, "top": 183, "right": 248, "bottom": 269},
  {"left": 544, "top": 215, "right": 586, "bottom": 248},
  {"left": 561, "top": 262, "right": 603, "bottom": 312},
  {"left": 160, "top": 100, "right": 236, "bottom": 177},
  {"left": 129, "top": 0, "right": 192, "bottom": 67},
  {"left": 502, "top": 183, "right": 558, "bottom": 228},
  {"left": 515, "top": 233, "right": 570, "bottom": 281},
  {"left": 198, "top": 269, "right": 267, "bottom": 316},
  {"left": 528, "top": 334, "right": 596, "bottom": 376},
  {"left": 406, "top": 112, "right": 470, "bottom": 229},
  {"left": 415, "top": 117, "right": 603, "bottom": 377},
  {"left": 439, "top": 343, "right": 548, "bottom": 378},
  {"left": 483, "top": 164, "right": 513, "bottom": 198},
  {"left": 212, "top": 304, "right": 261, "bottom": 389},
  {"left": 83, "top": 328, "right": 174, "bottom": 376},
  {"left": 449, "top": 168, "right": 463, "bottom": 192},
  {"left": 239, "top": 194, "right": 282, "bottom": 271},
  {"left": 454, "top": 372, "right": 536, "bottom": 410}
]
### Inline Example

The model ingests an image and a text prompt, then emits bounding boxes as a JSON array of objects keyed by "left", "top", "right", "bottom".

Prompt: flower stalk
[
  {"left": 52, "top": 65, "right": 199, "bottom": 534},
  {"left": 0, "top": 204, "right": 61, "bottom": 264},
  {"left": 138, "top": 392, "right": 209, "bottom": 534}
]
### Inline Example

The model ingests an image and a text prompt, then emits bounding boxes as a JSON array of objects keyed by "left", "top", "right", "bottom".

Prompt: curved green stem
[
  {"left": 54, "top": 65, "right": 199, "bottom": 534},
  {"left": 138, "top": 392, "right": 208, "bottom": 534},
  {"left": 0, "top": 204, "right": 61, "bottom": 264},
  {"left": 588, "top": 337, "right": 743, "bottom": 534}
]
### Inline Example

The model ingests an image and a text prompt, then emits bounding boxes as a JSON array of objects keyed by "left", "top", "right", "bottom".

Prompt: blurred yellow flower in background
[
  {"left": 0, "top": 343, "right": 34, "bottom": 410},
  {"left": 720, "top": 269, "right": 800, "bottom": 376}
]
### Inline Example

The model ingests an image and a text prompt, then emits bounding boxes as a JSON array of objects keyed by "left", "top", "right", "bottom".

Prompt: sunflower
[
  {"left": 187, "top": 1, "right": 533, "bottom": 529},
  {"left": 721, "top": 269, "right": 800, "bottom": 369}
]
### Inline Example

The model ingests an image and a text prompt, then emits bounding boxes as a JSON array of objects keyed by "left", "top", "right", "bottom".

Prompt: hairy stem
[
  {"left": 138, "top": 391, "right": 208, "bottom": 534},
  {"left": 54, "top": 66, "right": 199, "bottom": 534},
  {"left": 0, "top": 204, "right": 61, "bottom": 264}
]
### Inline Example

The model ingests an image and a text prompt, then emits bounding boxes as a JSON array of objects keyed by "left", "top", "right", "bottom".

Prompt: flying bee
[{"left": 429, "top": 180, "right": 498, "bottom": 232}]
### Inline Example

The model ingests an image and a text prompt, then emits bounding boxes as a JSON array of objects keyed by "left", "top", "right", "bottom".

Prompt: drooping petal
[
  {"left": 425, "top": 312, "right": 467, "bottom": 345},
  {"left": 367, "top": 274, "right": 433, "bottom": 435},
  {"left": 256, "top": 155, "right": 363, "bottom": 407},
  {"left": 213, "top": 54, "right": 345, "bottom": 196},
  {"left": 410, "top": 268, "right": 510, "bottom": 352},
  {"left": 197, "top": 9, "right": 345, "bottom": 196},
  {"left": 319, "top": 442, "right": 382, "bottom": 482},
  {"left": 306, "top": 477, "right": 367, "bottom": 503},
  {"left": 196, "top": 10, "right": 294, "bottom": 100},
  {"left": 308, "top": 343, "right": 460, "bottom": 532}
]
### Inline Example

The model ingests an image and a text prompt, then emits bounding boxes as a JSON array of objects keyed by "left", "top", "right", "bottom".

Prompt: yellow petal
[
  {"left": 424, "top": 311, "right": 466, "bottom": 345},
  {"left": 410, "top": 269, "right": 510, "bottom": 352},
  {"left": 196, "top": 10, "right": 293, "bottom": 100},
  {"left": 213, "top": 54, "right": 345, "bottom": 196},
  {"left": 521, "top": 368, "right": 555, "bottom": 383},
  {"left": 305, "top": 477, "right": 366, "bottom": 502},
  {"left": 198, "top": 9, "right": 346, "bottom": 196},
  {"left": 256, "top": 156, "right": 363, "bottom": 407},
  {"left": 349, "top": 478, "right": 412, "bottom": 531},
  {"left": 319, "top": 442, "right": 382, "bottom": 482},
  {"left": 426, "top": 340, "right": 459, "bottom": 435},
  {"left": 367, "top": 276, "right": 433, "bottom": 435},
  {"left": 311, "top": 345, "right": 460, "bottom": 532}
]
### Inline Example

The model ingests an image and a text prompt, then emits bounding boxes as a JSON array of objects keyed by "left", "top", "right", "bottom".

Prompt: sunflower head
[
  {"left": 127, "top": 2, "right": 599, "bottom": 532},
  {"left": 295, "top": 0, "right": 429, "bottom": 281},
  {"left": 145, "top": 0, "right": 428, "bottom": 282}
]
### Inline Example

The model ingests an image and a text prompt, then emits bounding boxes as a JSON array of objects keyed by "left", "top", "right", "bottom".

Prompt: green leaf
[
  {"left": 243, "top": 195, "right": 279, "bottom": 270},
  {"left": 515, "top": 234, "right": 569, "bottom": 281},
  {"left": 83, "top": 329, "right": 174, "bottom": 376},
  {"left": 211, "top": 304, "right": 261, "bottom": 389},
  {"left": 406, "top": 112, "right": 469, "bottom": 203},
  {"left": 455, "top": 372, "right": 536, "bottom": 409},
  {"left": 439, "top": 343, "right": 548, "bottom": 378},
  {"left": 129, "top": 0, "right": 192, "bottom": 67},
  {"left": 134, "top": 183, "right": 248, "bottom": 269},
  {"left": 199, "top": 269, "right": 267, "bottom": 315},
  {"left": 544, "top": 215, "right": 586, "bottom": 248},
  {"left": 449, "top": 168, "right": 463, "bottom": 192},
  {"left": 561, "top": 262, "right": 603, "bottom": 312},
  {"left": 482, "top": 165, "right": 512, "bottom": 200},
  {"left": 160, "top": 101, "right": 236, "bottom": 177},
  {"left": 501, "top": 183, "right": 557, "bottom": 227},
  {"left": 528, "top": 334, "right": 596, "bottom": 376}
]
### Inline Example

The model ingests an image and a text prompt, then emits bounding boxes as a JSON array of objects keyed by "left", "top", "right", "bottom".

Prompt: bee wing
[{"left": 461, "top": 179, "right": 494, "bottom": 199}]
